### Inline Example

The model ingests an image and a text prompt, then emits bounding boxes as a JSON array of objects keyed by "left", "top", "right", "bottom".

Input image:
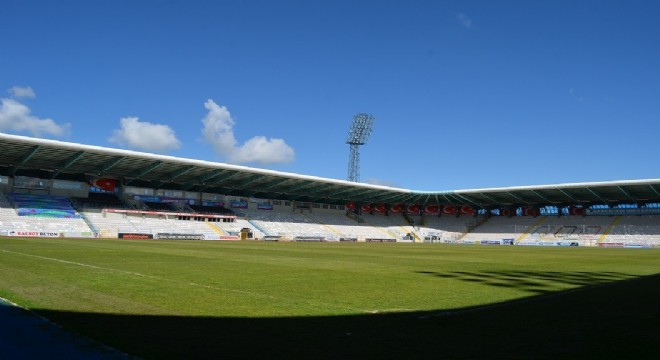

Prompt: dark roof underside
[{"left": 1, "top": 133, "right": 659, "bottom": 208}]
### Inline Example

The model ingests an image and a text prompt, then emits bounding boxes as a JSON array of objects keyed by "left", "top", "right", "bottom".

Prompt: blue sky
[{"left": 1, "top": 0, "right": 659, "bottom": 191}]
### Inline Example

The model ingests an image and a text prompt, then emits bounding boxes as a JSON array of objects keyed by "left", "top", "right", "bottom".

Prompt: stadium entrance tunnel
[{"left": 25, "top": 273, "right": 660, "bottom": 360}]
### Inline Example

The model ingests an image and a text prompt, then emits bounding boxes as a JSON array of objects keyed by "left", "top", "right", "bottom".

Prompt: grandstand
[
  {"left": 0, "top": 132, "right": 659, "bottom": 247},
  {"left": 0, "top": 193, "right": 91, "bottom": 237}
]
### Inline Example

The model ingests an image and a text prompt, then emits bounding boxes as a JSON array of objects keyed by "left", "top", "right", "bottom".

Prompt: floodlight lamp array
[{"left": 346, "top": 113, "right": 375, "bottom": 145}]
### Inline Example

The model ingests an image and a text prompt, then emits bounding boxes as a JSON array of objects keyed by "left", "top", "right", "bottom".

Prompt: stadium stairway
[
  {"left": 380, "top": 226, "right": 402, "bottom": 241},
  {"left": 246, "top": 219, "right": 270, "bottom": 236},
  {"left": 0, "top": 192, "right": 11, "bottom": 208},
  {"left": 597, "top": 216, "right": 622, "bottom": 244},
  {"left": 206, "top": 222, "right": 228, "bottom": 237},
  {"left": 345, "top": 211, "right": 365, "bottom": 223},
  {"left": 457, "top": 215, "right": 491, "bottom": 241},
  {"left": 358, "top": 218, "right": 400, "bottom": 241},
  {"left": 301, "top": 213, "right": 344, "bottom": 238},
  {"left": 400, "top": 213, "right": 425, "bottom": 242},
  {"left": 398, "top": 225, "right": 421, "bottom": 242},
  {"left": 402, "top": 212, "right": 414, "bottom": 227},
  {"left": 78, "top": 212, "right": 98, "bottom": 233},
  {"left": 515, "top": 216, "right": 548, "bottom": 244}
]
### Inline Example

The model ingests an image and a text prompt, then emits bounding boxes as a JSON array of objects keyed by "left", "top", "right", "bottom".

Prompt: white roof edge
[
  {"left": 451, "top": 178, "right": 660, "bottom": 194},
  {"left": 408, "top": 179, "right": 660, "bottom": 195},
  {"left": 0, "top": 132, "right": 411, "bottom": 193},
  {"left": 2, "top": 133, "right": 657, "bottom": 196}
]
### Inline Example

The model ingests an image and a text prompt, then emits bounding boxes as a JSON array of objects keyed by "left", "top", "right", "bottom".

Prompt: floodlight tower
[{"left": 346, "top": 113, "right": 375, "bottom": 182}]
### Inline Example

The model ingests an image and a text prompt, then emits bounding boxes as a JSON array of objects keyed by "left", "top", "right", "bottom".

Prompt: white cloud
[
  {"left": 0, "top": 96, "right": 70, "bottom": 137},
  {"left": 8, "top": 86, "right": 36, "bottom": 99},
  {"left": 109, "top": 117, "right": 181, "bottom": 152},
  {"left": 201, "top": 100, "right": 237, "bottom": 155},
  {"left": 201, "top": 99, "right": 295, "bottom": 164},
  {"left": 458, "top": 13, "right": 472, "bottom": 29},
  {"left": 232, "top": 136, "right": 295, "bottom": 164}
]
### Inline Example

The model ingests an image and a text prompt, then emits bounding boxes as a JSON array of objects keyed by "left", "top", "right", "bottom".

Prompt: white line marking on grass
[
  {"left": 0, "top": 248, "right": 363, "bottom": 314},
  {"left": 1, "top": 248, "right": 153, "bottom": 277},
  {"left": 364, "top": 308, "right": 416, "bottom": 314},
  {"left": 0, "top": 295, "right": 21, "bottom": 307}
]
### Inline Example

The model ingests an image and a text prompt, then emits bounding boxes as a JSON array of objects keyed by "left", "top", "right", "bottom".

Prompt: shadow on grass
[
  {"left": 34, "top": 273, "right": 660, "bottom": 360},
  {"left": 415, "top": 270, "right": 638, "bottom": 294}
]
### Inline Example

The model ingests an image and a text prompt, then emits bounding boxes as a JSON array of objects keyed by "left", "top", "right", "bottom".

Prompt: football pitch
[{"left": 1, "top": 237, "right": 659, "bottom": 359}]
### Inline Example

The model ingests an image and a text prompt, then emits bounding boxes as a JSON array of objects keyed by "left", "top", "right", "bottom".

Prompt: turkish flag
[{"left": 92, "top": 178, "right": 117, "bottom": 191}]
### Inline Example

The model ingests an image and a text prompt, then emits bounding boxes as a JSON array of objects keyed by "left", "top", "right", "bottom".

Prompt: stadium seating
[
  {"left": 189, "top": 204, "right": 233, "bottom": 215},
  {"left": 0, "top": 193, "right": 91, "bottom": 235},
  {"left": 82, "top": 210, "right": 225, "bottom": 240},
  {"left": 603, "top": 215, "right": 660, "bottom": 245},
  {"left": 305, "top": 211, "right": 399, "bottom": 241},
  {"left": 238, "top": 208, "right": 332, "bottom": 240},
  {"left": 237, "top": 207, "right": 405, "bottom": 241},
  {"left": 459, "top": 214, "right": 660, "bottom": 247},
  {"left": 220, "top": 218, "right": 264, "bottom": 239},
  {"left": 461, "top": 216, "right": 542, "bottom": 244},
  {"left": 1, "top": 191, "right": 659, "bottom": 246},
  {"left": 72, "top": 192, "right": 126, "bottom": 210},
  {"left": 7, "top": 193, "right": 79, "bottom": 218},
  {"left": 143, "top": 202, "right": 174, "bottom": 211}
]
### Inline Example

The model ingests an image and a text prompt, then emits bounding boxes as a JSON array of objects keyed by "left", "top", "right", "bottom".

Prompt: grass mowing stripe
[
  {"left": 0, "top": 247, "right": 366, "bottom": 314},
  {"left": 1, "top": 237, "right": 659, "bottom": 359},
  {"left": 1, "top": 238, "right": 659, "bottom": 317}
]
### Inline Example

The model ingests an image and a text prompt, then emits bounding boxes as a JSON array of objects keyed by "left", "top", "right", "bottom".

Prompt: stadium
[
  {"left": 1, "top": 132, "right": 659, "bottom": 246},
  {"left": 1, "top": 131, "right": 659, "bottom": 359}
]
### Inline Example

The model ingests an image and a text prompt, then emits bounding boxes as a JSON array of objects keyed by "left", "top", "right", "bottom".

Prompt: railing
[
  {"left": 345, "top": 211, "right": 364, "bottom": 223},
  {"left": 78, "top": 212, "right": 98, "bottom": 232}
]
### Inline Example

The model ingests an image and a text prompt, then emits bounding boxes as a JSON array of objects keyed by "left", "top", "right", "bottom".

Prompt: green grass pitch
[{"left": 1, "top": 237, "right": 659, "bottom": 359}]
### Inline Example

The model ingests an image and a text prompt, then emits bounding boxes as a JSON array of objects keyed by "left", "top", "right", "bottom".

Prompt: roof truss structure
[{"left": 1, "top": 133, "right": 659, "bottom": 208}]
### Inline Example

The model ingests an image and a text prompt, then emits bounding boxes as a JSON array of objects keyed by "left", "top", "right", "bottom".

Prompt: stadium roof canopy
[{"left": 1, "top": 132, "right": 659, "bottom": 209}]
